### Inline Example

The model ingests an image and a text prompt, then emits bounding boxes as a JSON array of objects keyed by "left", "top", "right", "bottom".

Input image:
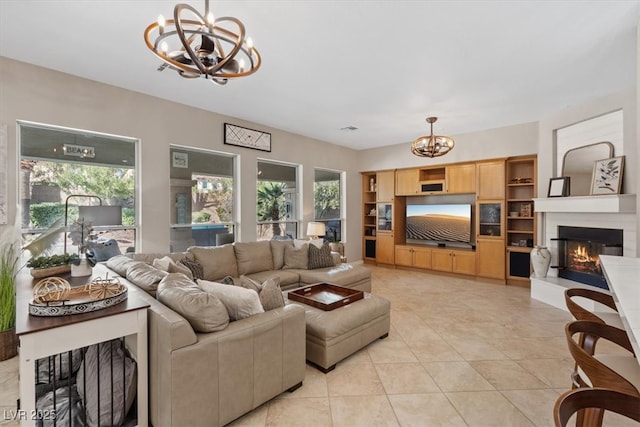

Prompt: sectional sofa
[{"left": 100, "top": 240, "right": 371, "bottom": 426}]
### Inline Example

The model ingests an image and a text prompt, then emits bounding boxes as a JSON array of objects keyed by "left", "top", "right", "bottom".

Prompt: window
[
  {"left": 19, "top": 121, "right": 138, "bottom": 255},
  {"left": 314, "top": 168, "right": 342, "bottom": 242},
  {"left": 170, "top": 147, "right": 236, "bottom": 251},
  {"left": 256, "top": 160, "right": 298, "bottom": 240}
]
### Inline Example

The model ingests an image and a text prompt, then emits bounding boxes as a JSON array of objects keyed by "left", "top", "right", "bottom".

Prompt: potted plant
[
  {"left": 0, "top": 216, "right": 65, "bottom": 360},
  {"left": 27, "top": 253, "right": 74, "bottom": 278},
  {"left": 68, "top": 218, "right": 97, "bottom": 277}
]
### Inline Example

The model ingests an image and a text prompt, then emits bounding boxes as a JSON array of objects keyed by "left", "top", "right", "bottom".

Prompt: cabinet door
[
  {"left": 477, "top": 160, "right": 505, "bottom": 200},
  {"left": 395, "top": 246, "right": 414, "bottom": 267},
  {"left": 476, "top": 239, "right": 505, "bottom": 280},
  {"left": 413, "top": 247, "right": 432, "bottom": 269},
  {"left": 376, "top": 233, "right": 395, "bottom": 264},
  {"left": 396, "top": 169, "right": 419, "bottom": 195},
  {"left": 377, "top": 170, "right": 395, "bottom": 201},
  {"left": 431, "top": 250, "right": 453, "bottom": 272},
  {"left": 447, "top": 164, "right": 476, "bottom": 194},
  {"left": 452, "top": 251, "right": 476, "bottom": 275}
]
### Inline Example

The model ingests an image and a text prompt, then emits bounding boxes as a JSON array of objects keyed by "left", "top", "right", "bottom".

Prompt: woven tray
[{"left": 29, "top": 276, "right": 128, "bottom": 316}]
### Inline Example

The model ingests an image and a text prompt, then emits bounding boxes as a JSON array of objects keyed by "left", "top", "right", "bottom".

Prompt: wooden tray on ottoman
[{"left": 288, "top": 283, "right": 364, "bottom": 311}]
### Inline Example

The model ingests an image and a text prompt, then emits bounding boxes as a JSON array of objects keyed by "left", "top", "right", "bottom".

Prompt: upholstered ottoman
[{"left": 287, "top": 292, "right": 390, "bottom": 372}]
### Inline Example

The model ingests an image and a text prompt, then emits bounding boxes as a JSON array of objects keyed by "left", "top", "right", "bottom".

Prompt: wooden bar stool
[{"left": 554, "top": 387, "right": 640, "bottom": 427}]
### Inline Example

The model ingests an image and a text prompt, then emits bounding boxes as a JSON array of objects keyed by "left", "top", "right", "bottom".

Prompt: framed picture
[
  {"left": 548, "top": 177, "right": 570, "bottom": 197},
  {"left": 224, "top": 123, "right": 271, "bottom": 152},
  {"left": 172, "top": 152, "right": 188, "bottom": 168},
  {"left": 591, "top": 156, "right": 624, "bottom": 195}
]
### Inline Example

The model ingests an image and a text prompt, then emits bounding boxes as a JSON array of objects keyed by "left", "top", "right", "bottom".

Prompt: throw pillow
[
  {"left": 156, "top": 274, "right": 229, "bottom": 332},
  {"left": 197, "top": 279, "right": 265, "bottom": 321},
  {"left": 76, "top": 339, "right": 137, "bottom": 427},
  {"left": 270, "top": 239, "right": 294, "bottom": 270},
  {"left": 308, "top": 242, "right": 335, "bottom": 269},
  {"left": 106, "top": 255, "right": 137, "bottom": 277},
  {"left": 179, "top": 258, "right": 204, "bottom": 280},
  {"left": 125, "top": 262, "right": 168, "bottom": 295},
  {"left": 239, "top": 275, "right": 286, "bottom": 311},
  {"left": 153, "top": 256, "right": 193, "bottom": 280},
  {"left": 283, "top": 244, "right": 309, "bottom": 269},
  {"left": 220, "top": 275, "right": 235, "bottom": 286}
]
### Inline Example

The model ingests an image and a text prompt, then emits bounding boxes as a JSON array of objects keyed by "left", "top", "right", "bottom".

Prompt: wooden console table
[{"left": 15, "top": 265, "right": 149, "bottom": 426}]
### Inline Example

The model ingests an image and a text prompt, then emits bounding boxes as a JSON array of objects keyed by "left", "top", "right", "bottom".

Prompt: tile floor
[{"left": 0, "top": 266, "right": 635, "bottom": 426}]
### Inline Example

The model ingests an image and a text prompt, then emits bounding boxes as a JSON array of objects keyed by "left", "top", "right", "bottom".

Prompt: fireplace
[{"left": 552, "top": 226, "right": 623, "bottom": 289}]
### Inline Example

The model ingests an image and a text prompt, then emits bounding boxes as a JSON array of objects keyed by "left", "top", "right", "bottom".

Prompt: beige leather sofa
[{"left": 100, "top": 240, "right": 371, "bottom": 426}]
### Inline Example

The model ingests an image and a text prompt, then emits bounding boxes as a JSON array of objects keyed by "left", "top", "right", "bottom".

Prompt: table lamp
[{"left": 306, "top": 222, "right": 326, "bottom": 240}]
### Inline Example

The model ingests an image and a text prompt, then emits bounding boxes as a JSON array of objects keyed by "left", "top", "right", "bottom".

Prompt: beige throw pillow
[
  {"left": 156, "top": 274, "right": 229, "bottom": 332},
  {"left": 125, "top": 262, "right": 168, "bottom": 295},
  {"left": 198, "top": 279, "right": 265, "bottom": 321},
  {"left": 239, "top": 276, "right": 285, "bottom": 311},
  {"left": 283, "top": 244, "right": 308, "bottom": 269},
  {"left": 153, "top": 256, "right": 194, "bottom": 279}
]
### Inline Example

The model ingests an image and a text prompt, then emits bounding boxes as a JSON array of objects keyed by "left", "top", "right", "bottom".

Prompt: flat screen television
[{"left": 406, "top": 204, "right": 472, "bottom": 245}]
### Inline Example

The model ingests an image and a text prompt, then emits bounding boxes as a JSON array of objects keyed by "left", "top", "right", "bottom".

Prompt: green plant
[
  {"left": 192, "top": 211, "right": 211, "bottom": 223},
  {"left": 26, "top": 253, "right": 73, "bottom": 269},
  {"left": 0, "top": 216, "right": 65, "bottom": 332}
]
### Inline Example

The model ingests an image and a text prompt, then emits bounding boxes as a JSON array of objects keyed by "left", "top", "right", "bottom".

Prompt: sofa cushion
[
  {"left": 308, "top": 243, "right": 335, "bottom": 269},
  {"left": 270, "top": 239, "right": 294, "bottom": 270},
  {"left": 234, "top": 241, "right": 274, "bottom": 275},
  {"left": 198, "top": 279, "right": 265, "bottom": 321},
  {"left": 239, "top": 275, "right": 286, "bottom": 311},
  {"left": 157, "top": 273, "right": 229, "bottom": 333},
  {"left": 188, "top": 245, "right": 239, "bottom": 281},
  {"left": 245, "top": 270, "right": 300, "bottom": 288},
  {"left": 106, "top": 255, "right": 137, "bottom": 277},
  {"left": 283, "top": 244, "right": 308, "bottom": 270},
  {"left": 153, "top": 256, "right": 194, "bottom": 279},
  {"left": 126, "top": 262, "right": 168, "bottom": 295}
]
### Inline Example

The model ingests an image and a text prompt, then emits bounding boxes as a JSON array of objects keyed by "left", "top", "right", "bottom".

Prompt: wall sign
[
  {"left": 224, "top": 123, "right": 271, "bottom": 152},
  {"left": 63, "top": 144, "right": 95, "bottom": 158}
]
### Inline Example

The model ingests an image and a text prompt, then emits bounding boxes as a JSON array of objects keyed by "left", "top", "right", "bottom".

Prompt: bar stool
[
  {"left": 565, "top": 320, "right": 639, "bottom": 395},
  {"left": 553, "top": 387, "right": 640, "bottom": 427},
  {"left": 564, "top": 288, "right": 624, "bottom": 329}
]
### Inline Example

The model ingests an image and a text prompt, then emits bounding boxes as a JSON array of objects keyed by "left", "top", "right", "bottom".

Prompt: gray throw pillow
[
  {"left": 308, "top": 242, "right": 335, "bottom": 269},
  {"left": 283, "top": 244, "right": 308, "bottom": 269},
  {"left": 76, "top": 339, "right": 137, "bottom": 427},
  {"left": 179, "top": 258, "right": 204, "bottom": 280},
  {"left": 239, "top": 275, "right": 285, "bottom": 311}
]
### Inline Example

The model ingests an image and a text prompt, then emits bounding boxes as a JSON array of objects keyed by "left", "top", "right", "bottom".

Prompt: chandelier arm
[{"left": 174, "top": 3, "right": 210, "bottom": 75}]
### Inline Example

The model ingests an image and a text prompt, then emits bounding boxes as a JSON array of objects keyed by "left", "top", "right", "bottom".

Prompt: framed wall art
[
  {"left": 224, "top": 123, "right": 271, "bottom": 152},
  {"left": 172, "top": 151, "right": 188, "bottom": 168},
  {"left": 590, "top": 156, "right": 624, "bottom": 195},
  {"left": 547, "top": 177, "right": 570, "bottom": 197}
]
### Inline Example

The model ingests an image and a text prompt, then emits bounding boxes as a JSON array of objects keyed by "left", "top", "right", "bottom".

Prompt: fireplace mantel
[{"left": 533, "top": 194, "right": 636, "bottom": 214}]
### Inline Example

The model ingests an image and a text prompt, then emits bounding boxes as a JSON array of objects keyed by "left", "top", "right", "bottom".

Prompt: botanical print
[{"left": 591, "top": 156, "right": 624, "bottom": 195}]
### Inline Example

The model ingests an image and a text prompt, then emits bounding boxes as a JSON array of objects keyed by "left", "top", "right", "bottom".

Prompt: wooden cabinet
[
  {"left": 476, "top": 238, "right": 506, "bottom": 280},
  {"left": 396, "top": 168, "right": 419, "bottom": 195},
  {"left": 376, "top": 233, "right": 396, "bottom": 265},
  {"left": 377, "top": 170, "right": 395, "bottom": 202},
  {"left": 395, "top": 245, "right": 432, "bottom": 269},
  {"left": 446, "top": 163, "right": 476, "bottom": 194},
  {"left": 477, "top": 159, "right": 505, "bottom": 200},
  {"left": 431, "top": 248, "right": 476, "bottom": 275}
]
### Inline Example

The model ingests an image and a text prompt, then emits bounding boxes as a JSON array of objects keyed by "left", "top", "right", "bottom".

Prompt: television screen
[{"left": 406, "top": 204, "right": 471, "bottom": 244}]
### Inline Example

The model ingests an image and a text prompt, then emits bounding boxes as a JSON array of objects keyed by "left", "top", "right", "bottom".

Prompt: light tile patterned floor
[{"left": 1, "top": 266, "right": 636, "bottom": 426}]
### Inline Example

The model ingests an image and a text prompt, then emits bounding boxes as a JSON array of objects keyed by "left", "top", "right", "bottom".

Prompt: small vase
[
  {"left": 71, "top": 258, "right": 92, "bottom": 277},
  {"left": 531, "top": 246, "right": 551, "bottom": 278}
]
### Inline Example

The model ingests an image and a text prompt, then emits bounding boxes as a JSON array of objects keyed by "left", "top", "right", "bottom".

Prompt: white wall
[{"left": 0, "top": 57, "right": 364, "bottom": 260}]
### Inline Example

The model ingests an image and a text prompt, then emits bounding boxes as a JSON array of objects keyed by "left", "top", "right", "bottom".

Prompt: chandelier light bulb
[
  {"left": 160, "top": 41, "right": 168, "bottom": 55},
  {"left": 245, "top": 37, "right": 254, "bottom": 49},
  {"left": 206, "top": 12, "right": 215, "bottom": 25}
]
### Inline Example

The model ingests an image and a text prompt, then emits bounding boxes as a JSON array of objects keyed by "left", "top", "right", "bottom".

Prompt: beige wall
[{"left": 1, "top": 55, "right": 637, "bottom": 259}]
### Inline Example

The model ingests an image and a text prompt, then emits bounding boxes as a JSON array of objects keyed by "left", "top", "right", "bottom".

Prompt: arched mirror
[{"left": 561, "top": 141, "right": 614, "bottom": 196}]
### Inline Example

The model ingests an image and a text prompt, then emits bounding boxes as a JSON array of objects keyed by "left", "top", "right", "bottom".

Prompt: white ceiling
[{"left": 1, "top": 1, "right": 639, "bottom": 150}]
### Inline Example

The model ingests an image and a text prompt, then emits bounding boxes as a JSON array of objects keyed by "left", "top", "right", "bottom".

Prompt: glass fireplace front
[{"left": 552, "top": 226, "right": 623, "bottom": 289}]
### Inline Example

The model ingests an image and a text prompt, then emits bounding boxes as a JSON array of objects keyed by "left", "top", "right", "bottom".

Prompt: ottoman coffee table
[{"left": 287, "top": 283, "right": 390, "bottom": 373}]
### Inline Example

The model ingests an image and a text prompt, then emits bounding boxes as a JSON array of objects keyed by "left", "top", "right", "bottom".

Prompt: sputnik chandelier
[
  {"left": 144, "top": 0, "right": 261, "bottom": 85},
  {"left": 411, "top": 117, "right": 455, "bottom": 158}
]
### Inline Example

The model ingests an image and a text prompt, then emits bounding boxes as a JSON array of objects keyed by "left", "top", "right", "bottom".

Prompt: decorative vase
[
  {"left": 71, "top": 258, "right": 92, "bottom": 277},
  {"left": 531, "top": 246, "right": 551, "bottom": 278},
  {"left": 0, "top": 327, "right": 18, "bottom": 361}
]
